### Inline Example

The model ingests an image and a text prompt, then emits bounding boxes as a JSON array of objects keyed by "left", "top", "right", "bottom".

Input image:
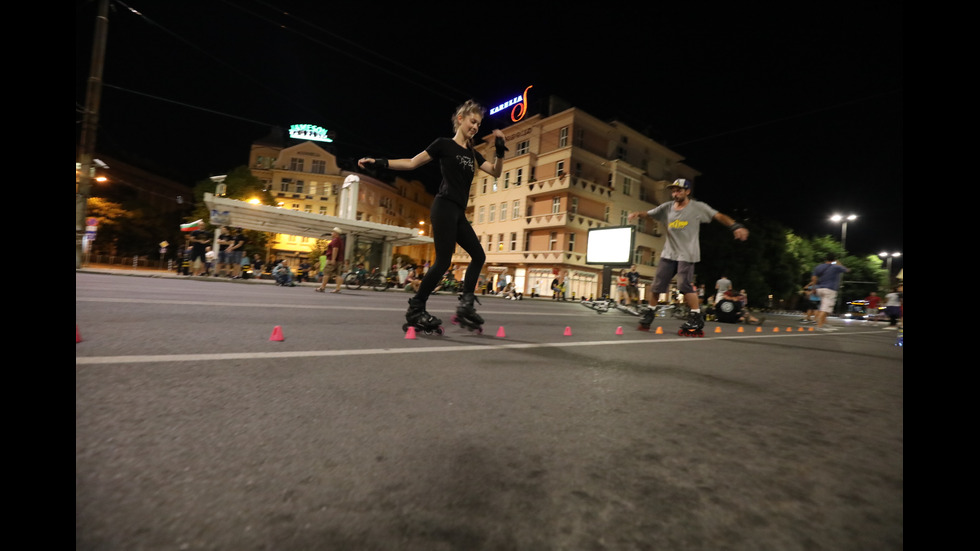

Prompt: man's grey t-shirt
[{"left": 646, "top": 199, "right": 718, "bottom": 262}]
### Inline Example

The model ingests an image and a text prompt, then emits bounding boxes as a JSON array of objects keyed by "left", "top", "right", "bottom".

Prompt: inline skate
[
  {"left": 637, "top": 305, "right": 657, "bottom": 330},
  {"left": 678, "top": 310, "right": 705, "bottom": 337},
  {"left": 403, "top": 296, "right": 444, "bottom": 335},
  {"left": 451, "top": 292, "right": 485, "bottom": 334}
]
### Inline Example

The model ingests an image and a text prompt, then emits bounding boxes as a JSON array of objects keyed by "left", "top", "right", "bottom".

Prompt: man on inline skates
[{"left": 628, "top": 179, "right": 749, "bottom": 336}]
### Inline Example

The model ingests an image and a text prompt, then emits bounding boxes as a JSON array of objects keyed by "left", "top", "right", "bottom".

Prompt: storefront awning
[{"left": 203, "top": 193, "right": 433, "bottom": 245}]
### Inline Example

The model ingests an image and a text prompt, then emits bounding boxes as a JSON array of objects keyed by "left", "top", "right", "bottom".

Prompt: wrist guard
[
  {"left": 374, "top": 158, "right": 388, "bottom": 169},
  {"left": 494, "top": 137, "right": 508, "bottom": 158},
  {"left": 729, "top": 223, "right": 745, "bottom": 232}
]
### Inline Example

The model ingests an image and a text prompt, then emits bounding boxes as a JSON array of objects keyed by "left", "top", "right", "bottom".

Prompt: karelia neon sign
[
  {"left": 489, "top": 85, "right": 533, "bottom": 122},
  {"left": 289, "top": 124, "right": 333, "bottom": 142}
]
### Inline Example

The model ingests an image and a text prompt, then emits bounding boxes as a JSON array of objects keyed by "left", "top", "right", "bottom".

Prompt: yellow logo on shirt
[{"left": 668, "top": 220, "right": 689, "bottom": 229}]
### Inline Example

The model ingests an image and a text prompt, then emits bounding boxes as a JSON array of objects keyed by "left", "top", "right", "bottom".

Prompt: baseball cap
[
  {"left": 667, "top": 178, "right": 692, "bottom": 190},
  {"left": 332, "top": 227, "right": 342, "bottom": 233}
]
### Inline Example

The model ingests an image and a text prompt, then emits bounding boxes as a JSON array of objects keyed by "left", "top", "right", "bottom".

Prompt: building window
[
  {"left": 319, "top": 206, "right": 328, "bottom": 216},
  {"left": 556, "top": 160, "right": 564, "bottom": 178},
  {"left": 516, "top": 168, "right": 523, "bottom": 186},
  {"left": 622, "top": 177, "right": 632, "bottom": 196},
  {"left": 311, "top": 160, "right": 326, "bottom": 174},
  {"left": 504, "top": 172, "right": 510, "bottom": 189},
  {"left": 512, "top": 200, "right": 520, "bottom": 219},
  {"left": 516, "top": 140, "right": 529, "bottom": 155},
  {"left": 295, "top": 180, "right": 304, "bottom": 194},
  {"left": 620, "top": 210, "right": 629, "bottom": 226},
  {"left": 290, "top": 158, "right": 304, "bottom": 172},
  {"left": 604, "top": 206, "right": 610, "bottom": 222},
  {"left": 492, "top": 178, "right": 498, "bottom": 192},
  {"left": 510, "top": 232, "right": 518, "bottom": 251},
  {"left": 559, "top": 127, "right": 568, "bottom": 148},
  {"left": 280, "top": 178, "right": 292, "bottom": 192},
  {"left": 482, "top": 178, "right": 487, "bottom": 194},
  {"left": 570, "top": 197, "right": 578, "bottom": 214},
  {"left": 489, "top": 203, "right": 495, "bottom": 223},
  {"left": 552, "top": 197, "right": 561, "bottom": 214},
  {"left": 498, "top": 234, "right": 504, "bottom": 251},
  {"left": 568, "top": 233, "right": 575, "bottom": 252},
  {"left": 549, "top": 232, "right": 557, "bottom": 251},
  {"left": 478, "top": 206, "right": 485, "bottom": 224},
  {"left": 500, "top": 202, "right": 507, "bottom": 221}
]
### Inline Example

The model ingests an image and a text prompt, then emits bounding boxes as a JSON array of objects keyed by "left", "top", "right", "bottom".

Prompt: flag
[{"left": 180, "top": 219, "right": 204, "bottom": 232}]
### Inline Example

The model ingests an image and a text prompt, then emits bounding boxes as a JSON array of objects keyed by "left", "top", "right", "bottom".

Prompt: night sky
[{"left": 76, "top": 0, "right": 903, "bottom": 259}]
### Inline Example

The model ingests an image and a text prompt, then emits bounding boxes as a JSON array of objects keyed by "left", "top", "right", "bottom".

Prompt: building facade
[
  {"left": 247, "top": 137, "right": 435, "bottom": 270},
  {"left": 461, "top": 105, "right": 700, "bottom": 302}
]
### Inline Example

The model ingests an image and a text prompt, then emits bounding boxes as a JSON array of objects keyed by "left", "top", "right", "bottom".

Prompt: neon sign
[
  {"left": 289, "top": 124, "right": 333, "bottom": 142},
  {"left": 489, "top": 85, "right": 533, "bottom": 122}
]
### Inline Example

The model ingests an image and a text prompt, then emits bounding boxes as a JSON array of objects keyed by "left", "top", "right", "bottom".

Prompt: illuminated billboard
[
  {"left": 585, "top": 226, "right": 635, "bottom": 265},
  {"left": 289, "top": 124, "right": 333, "bottom": 142}
]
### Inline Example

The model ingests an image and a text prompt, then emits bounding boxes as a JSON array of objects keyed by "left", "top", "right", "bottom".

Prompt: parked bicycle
[
  {"left": 344, "top": 266, "right": 368, "bottom": 290},
  {"left": 370, "top": 268, "right": 401, "bottom": 291}
]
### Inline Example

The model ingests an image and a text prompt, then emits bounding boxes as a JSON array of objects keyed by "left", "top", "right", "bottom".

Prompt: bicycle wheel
[
  {"left": 370, "top": 275, "right": 387, "bottom": 291},
  {"left": 345, "top": 273, "right": 363, "bottom": 290}
]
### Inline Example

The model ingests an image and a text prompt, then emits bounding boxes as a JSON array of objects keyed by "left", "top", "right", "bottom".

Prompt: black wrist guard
[
  {"left": 729, "top": 223, "right": 745, "bottom": 232},
  {"left": 374, "top": 158, "right": 388, "bottom": 169},
  {"left": 494, "top": 137, "right": 508, "bottom": 158}
]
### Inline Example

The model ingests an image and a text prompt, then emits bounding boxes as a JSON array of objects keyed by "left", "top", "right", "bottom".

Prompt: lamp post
[
  {"left": 830, "top": 214, "right": 857, "bottom": 252},
  {"left": 878, "top": 251, "right": 901, "bottom": 281}
]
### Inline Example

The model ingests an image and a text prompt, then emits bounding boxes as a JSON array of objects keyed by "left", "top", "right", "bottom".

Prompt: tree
[{"left": 188, "top": 166, "right": 275, "bottom": 260}]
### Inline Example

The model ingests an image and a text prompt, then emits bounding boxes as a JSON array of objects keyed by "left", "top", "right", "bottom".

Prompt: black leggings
[{"left": 415, "top": 197, "right": 485, "bottom": 302}]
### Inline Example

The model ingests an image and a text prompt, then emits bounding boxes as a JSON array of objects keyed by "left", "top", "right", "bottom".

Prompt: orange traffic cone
[
  {"left": 786, "top": 327, "right": 792, "bottom": 333},
  {"left": 756, "top": 326, "right": 763, "bottom": 332},
  {"left": 714, "top": 326, "right": 722, "bottom": 333},
  {"left": 269, "top": 325, "right": 285, "bottom": 341},
  {"left": 773, "top": 327, "right": 780, "bottom": 332},
  {"left": 798, "top": 327, "right": 804, "bottom": 332},
  {"left": 563, "top": 326, "right": 572, "bottom": 336},
  {"left": 404, "top": 326, "right": 417, "bottom": 339},
  {"left": 655, "top": 326, "right": 664, "bottom": 334},
  {"left": 737, "top": 326, "right": 744, "bottom": 333},
  {"left": 615, "top": 326, "right": 624, "bottom": 335},
  {"left": 76, "top": 325, "right": 83, "bottom": 343},
  {"left": 496, "top": 326, "right": 506, "bottom": 338}
]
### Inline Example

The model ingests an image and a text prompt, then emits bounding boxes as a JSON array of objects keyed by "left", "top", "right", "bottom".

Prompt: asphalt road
[{"left": 76, "top": 270, "right": 904, "bottom": 550}]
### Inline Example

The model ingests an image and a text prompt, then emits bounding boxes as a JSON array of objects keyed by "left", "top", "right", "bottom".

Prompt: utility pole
[{"left": 76, "top": 0, "right": 109, "bottom": 269}]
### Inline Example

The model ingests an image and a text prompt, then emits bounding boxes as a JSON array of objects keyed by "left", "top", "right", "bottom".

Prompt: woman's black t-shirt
[{"left": 425, "top": 137, "right": 486, "bottom": 208}]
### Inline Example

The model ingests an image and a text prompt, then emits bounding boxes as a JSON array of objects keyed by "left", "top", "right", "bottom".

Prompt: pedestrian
[
  {"left": 810, "top": 253, "right": 850, "bottom": 331},
  {"left": 628, "top": 178, "right": 749, "bottom": 332},
  {"left": 617, "top": 269, "right": 632, "bottom": 307},
  {"left": 883, "top": 284, "right": 903, "bottom": 329},
  {"left": 864, "top": 290, "right": 882, "bottom": 323},
  {"left": 316, "top": 227, "right": 345, "bottom": 293},
  {"left": 404, "top": 266, "right": 421, "bottom": 293},
  {"left": 272, "top": 260, "right": 294, "bottom": 286},
  {"left": 215, "top": 227, "right": 233, "bottom": 277},
  {"left": 358, "top": 100, "right": 505, "bottom": 330},
  {"left": 714, "top": 274, "right": 732, "bottom": 304},
  {"left": 252, "top": 254, "right": 264, "bottom": 280},
  {"left": 626, "top": 264, "right": 641, "bottom": 305},
  {"left": 800, "top": 282, "right": 820, "bottom": 324},
  {"left": 228, "top": 228, "right": 247, "bottom": 279},
  {"left": 188, "top": 227, "right": 209, "bottom": 276}
]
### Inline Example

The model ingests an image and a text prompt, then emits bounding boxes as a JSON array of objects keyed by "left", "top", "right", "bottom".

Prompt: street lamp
[
  {"left": 830, "top": 214, "right": 857, "bottom": 252},
  {"left": 878, "top": 251, "right": 901, "bottom": 278}
]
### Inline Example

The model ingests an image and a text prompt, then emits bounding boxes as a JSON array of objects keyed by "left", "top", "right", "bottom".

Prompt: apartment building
[
  {"left": 462, "top": 104, "right": 699, "bottom": 302},
  {"left": 247, "top": 134, "right": 435, "bottom": 269}
]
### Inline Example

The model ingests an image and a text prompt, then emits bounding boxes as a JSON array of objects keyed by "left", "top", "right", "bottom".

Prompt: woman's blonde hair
[{"left": 452, "top": 100, "right": 486, "bottom": 138}]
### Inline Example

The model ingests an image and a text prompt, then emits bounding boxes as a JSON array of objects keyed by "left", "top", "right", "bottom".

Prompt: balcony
[
  {"left": 525, "top": 175, "right": 613, "bottom": 199},
  {"left": 524, "top": 211, "right": 609, "bottom": 231}
]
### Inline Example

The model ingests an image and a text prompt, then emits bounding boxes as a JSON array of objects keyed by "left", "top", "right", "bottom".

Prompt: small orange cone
[
  {"left": 563, "top": 326, "right": 572, "bottom": 336},
  {"left": 798, "top": 327, "right": 804, "bottom": 332},
  {"left": 773, "top": 327, "right": 780, "bottom": 332},
  {"left": 76, "top": 325, "right": 83, "bottom": 343},
  {"left": 615, "top": 326, "right": 624, "bottom": 335},
  {"left": 786, "top": 327, "right": 792, "bottom": 333},
  {"left": 404, "top": 326, "right": 417, "bottom": 339},
  {"left": 808, "top": 327, "right": 814, "bottom": 332},
  {"left": 269, "top": 325, "right": 285, "bottom": 341},
  {"left": 714, "top": 326, "right": 722, "bottom": 333},
  {"left": 496, "top": 326, "right": 506, "bottom": 338},
  {"left": 737, "top": 326, "right": 744, "bottom": 333},
  {"left": 655, "top": 326, "right": 664, "bottom": 334},
  {"left": 756, "top": 326, "right": 763, "bottom": 332}
]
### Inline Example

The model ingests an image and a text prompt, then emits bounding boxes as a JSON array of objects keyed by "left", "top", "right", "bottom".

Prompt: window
[
  {"left": 559, "top": 127, "right": 568, "bottom": 148},
  {"left": 512, "top": 200, "right": 520, "bottom": 219},
  {"left": 552, "top": 197, "right": 561, "bottom": 214},
  {"left": 504, "top": 172, "right": 510, "bottom": 189},
  {"left": 478, "top": 206, "right": 485, "bottom": 224},
  {"left": 570, "top": 197, "right": 578, "bottom": 214},
  {"left": 620, "top": 210, "right": 629, "bottom": 226},
  {"left": 556, "top": 160, "right": 564, "bottom": 178},
  {"left": 280, "top": 178, "right": 292, "bottom": 192},
  {"left": 568, "top": 233, "right": 575, "bottom": 252},
  {"left": 516, "top": 140, "right": 529, "bottom": 155},
  {"left": 295, "top": 180, "right": 304, "bottom": 194},
  {"left": 290, "top": 158, "right": 304, "bottom": 172},
  {"left": 516, "top": 168, "right": 523, "bottom": 186},
  {"left": 549, "top": 232, "right": 558, "bottom": 251},
  {"left": 510, "top": 232, "right": 518, "bottom": 251},
  {"left": 492, "top": 178, "right": 498, "bottom": 192},
  {"left": 311, "top": 160, "right": 326, "bottom": 174},
  {"left": 622, "top": 177, "right": 632, "bottom": 196},
  {"left": 500, "top": 202, "right": 507, "bottom": 221},
  {"left": 319, "top": 206, "right": 328, "bottom": 216},
  {"left": 489, "top": 203, "right": 495, "bottom": 223},
  {"left": 497, "top": 234, "right": 504, "bottom": 251},
  {"left": 604, "top": 206, "right": 610, "bottom": 222},
  {"left": 482, "top": 178, "right": 487, "bottom": 194}
]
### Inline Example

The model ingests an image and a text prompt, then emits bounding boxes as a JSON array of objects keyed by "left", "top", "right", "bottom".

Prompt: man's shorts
[
  {"left": 217, "top": 250, "right": 229, "bottom": 263},
  {"left": 651, "top": 259, "right": 695, "bottom": 294},
  {"left": 816, "top": 287, "right": 838, "bottom": 313},
  {"left": 227, "top": 250, "right": 243, "bottom": 265},
  {"left": 323, "top": 262, "right": 342, "bottom": 277}
]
